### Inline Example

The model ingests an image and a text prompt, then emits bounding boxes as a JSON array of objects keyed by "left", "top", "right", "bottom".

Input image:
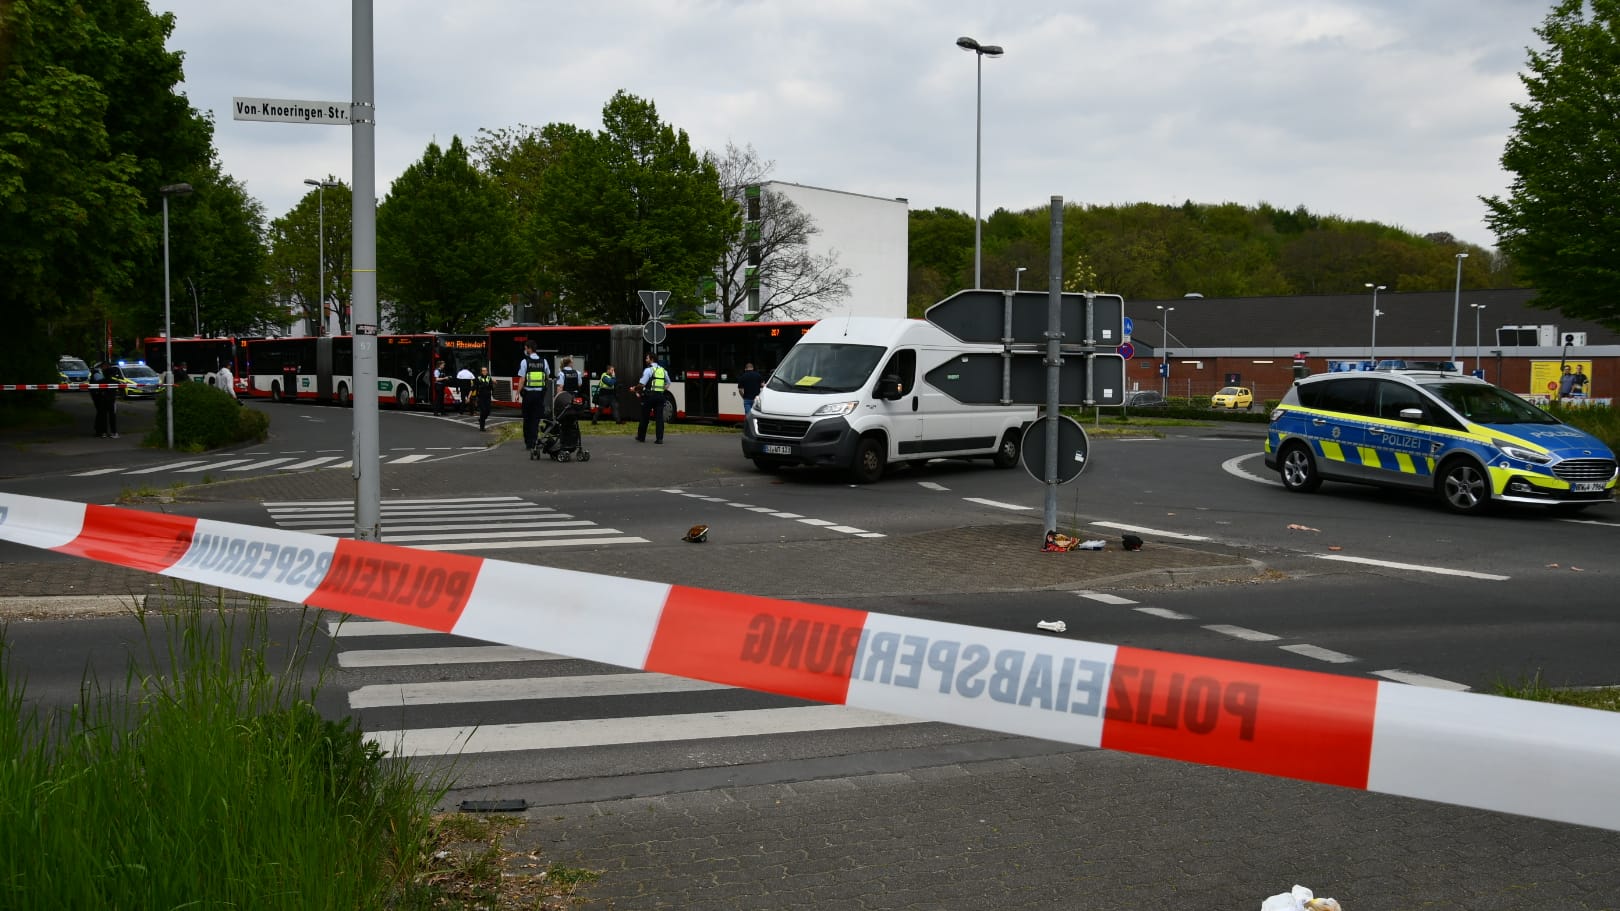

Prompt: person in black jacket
[
  {"left": 471, "top": 365, "right": 495, "bottom": 431},
  {"left": 90, "top": 363, "right": 119, "bottom": 438}
]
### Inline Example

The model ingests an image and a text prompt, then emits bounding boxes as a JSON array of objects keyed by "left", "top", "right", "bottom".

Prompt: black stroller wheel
[
  {"left": 557, "top": 450, "right": 572, "bottom": 462},
  {"left": 577, "top": 450, "right": 591, "bottom": 462}
]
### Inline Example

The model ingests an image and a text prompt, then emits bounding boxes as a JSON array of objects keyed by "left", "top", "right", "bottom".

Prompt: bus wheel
[
  {"left": 336, "top": 382, "right": 351, "bottom": 407},
  {"left": 270, "top": 382, "right": 283, "bottom": 403},
  {"left": 395, "top": 385, "right": 413, "bottom": 408},
  {"left": 662, "top": 396, "right": 677, "bottom": 424}
]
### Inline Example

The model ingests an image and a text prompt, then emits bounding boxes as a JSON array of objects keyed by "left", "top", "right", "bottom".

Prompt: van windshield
[{"left": 766, "top": 343, "right": 886, "bottom": 394}]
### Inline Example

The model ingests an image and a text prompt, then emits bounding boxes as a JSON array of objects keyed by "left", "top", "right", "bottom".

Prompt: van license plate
[
  {"left": 1571, "top": 481, "right": 1604, "bottom": 493},
  {"left": 763, "top": 444, "right": 792, "bottom": 456}
]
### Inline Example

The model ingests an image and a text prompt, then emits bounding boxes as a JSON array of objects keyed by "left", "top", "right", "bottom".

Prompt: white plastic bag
[{"left": 1260, "top": 885, "right": 1341, "bottom": 911}]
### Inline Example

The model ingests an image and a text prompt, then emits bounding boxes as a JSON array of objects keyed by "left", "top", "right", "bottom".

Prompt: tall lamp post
[
  {"left": 1450, "top": 252, "right": 1468, "bottom": 364},
  {"left": 1014, "top": 266, "right": 1026, "bottom": 291},
  {"left": 1471, "top": 303, "right": 1487, "bottom": 374},
  {"left": 1156, "top": 304, "right": 1174, "bottom": 398},
  {"left": 1365, "top": 283, "right": 1386, "bottom": 362},
  {"left": 159, "top": 182, "right": 193, "bottom": 450},
  {"left": 956, "top": 35, "right": 1002, "bottom": 289},
  {"left": 305, "top": 178, "right": 339, "bottom": 335}
]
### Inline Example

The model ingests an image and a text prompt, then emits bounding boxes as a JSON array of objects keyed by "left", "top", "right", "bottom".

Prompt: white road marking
[
  {"left": 265, "top": 496, "right": 524, "bottom": 508},
  {"left": 326, "top": 619, "right": 440, "bottom": 637},
  {"left": 1311, "top": 553, "right": 1509, "bottom": 581},
  {"left": 746, "top": 506, "right": 777, "bottom": 513},
  {"left": 389, "top": 454, "right": 433, "bottom": 464},
  {"left": 278, "top": 456, "right": 343, "bottom": 470},
  {"left": 1562, "top": 517, "right": 1620, "bottom": 527},
  {"left": 770, "top": 512, "right": 804, "bottom": 519},
  {"left": 1222, "top": 452, "right": 1281, "bottom": 487},
  {"left": 416, "top": 536, "right": 648, "bottom": 551},
  {"left": 176, "top": 458, "right": 252, "bottom": 472},
  {"left": 284, "top": 520, "right": 590, "bottom": 535},
  {"left": 339, "top": 645, "right": 565, "bottom": 668},
  {"left": 964, "top": 497, "right": 1034, "bottom": 511},
  {"left": 918, "top": 481, "right": 949, "bottom": 491},
  {"left": 127, "top": 460, "right": 209, "bottom": 475},
  {"left": 1203, "top": 624, "right": 1280, "bottom": 642},
  {"left": 797, "top": 518, "right": 836, "bottom": 526},
  {"left": 367, "top": 704, "right": 919, "bottom": 757},
  {"left": 1072, "top": 591, "right": 1137, "bottom": 605},
  {"left": 1135, "top": 607, "right": 1197, "bottom": 620},
  {"left": 72, "top": 467, "right": 130, "bottom": 477},
  {"left": 826, "top": 525, "right": 872, "bottom": 534},
  {"left": 1090, "top": 521, "right": 1211, "bottom": 542},
  {"left": 349, "top": 672, "right": 729, "bottom": 709},
  {"left": 1372, "top": 669, "right": 1471, "bottom": 691},
  {"left": 1280, "top": 643, "right": 1358, "bottom": 664},
  {"left": 226, "top": 458, "right": 299, "bottom": 471}
]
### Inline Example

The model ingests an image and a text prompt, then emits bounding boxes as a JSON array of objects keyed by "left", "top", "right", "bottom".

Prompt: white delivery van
[{"left": 740, "top": 317, "right": 1038, "bottom": 483}]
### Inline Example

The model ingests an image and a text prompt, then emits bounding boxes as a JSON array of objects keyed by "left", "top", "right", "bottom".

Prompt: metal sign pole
[
  {"left": 351, "top": 0, "right": 381, "bottom": 542},
  {"left": 1044, "top": 196, "right": 1063, "bottom": 534}
]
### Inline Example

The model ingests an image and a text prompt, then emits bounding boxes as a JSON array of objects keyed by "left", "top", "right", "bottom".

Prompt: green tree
[
  {"left": 265, "top": 179, "right": 351, "bottom": 335},
  {"left": 0, "top": 0, "right": 209, "bottom": 380},
  {"left": 1484, "top": 0, "right": 1620, "bottom": 329},
  {"left": 535, "top": 91, "right": 734, "bottom": 324},
  {"left": 376, "top": 136, "right": 522, "bottom": 333},
  {"left": 472, "top": 122, "right": 583, "bottom": 323}
]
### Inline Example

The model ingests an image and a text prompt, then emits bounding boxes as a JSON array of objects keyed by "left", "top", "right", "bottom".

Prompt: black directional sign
[
  {"left": 925, "top": 290, "right": 1126, "bottom": 348},
  {"left": 924, "top": 352, "right": 1125, "bottom": 406}
]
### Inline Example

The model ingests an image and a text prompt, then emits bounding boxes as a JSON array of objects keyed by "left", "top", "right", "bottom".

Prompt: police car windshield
[
  {"left": 60, "top": 358, "right": 89, "bottom": 371},
  {"left": 766, "top": 343, "right": 886, "bottom": 394},
  {"left": 1424, "top": 381, "right": 1557, "bottom": 425},
  {"left": 120, "top": 365, "right": 159, "bottom": 379}
]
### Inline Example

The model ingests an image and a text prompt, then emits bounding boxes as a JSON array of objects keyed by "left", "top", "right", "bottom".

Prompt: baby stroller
[{"left": 533, "top": 391, "right": 592, "bottom": 462}]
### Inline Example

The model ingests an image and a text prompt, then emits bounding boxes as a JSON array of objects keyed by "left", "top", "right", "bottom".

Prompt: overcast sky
[{"left": 154, "top": 1, "right": 1550, "bottom": 250}]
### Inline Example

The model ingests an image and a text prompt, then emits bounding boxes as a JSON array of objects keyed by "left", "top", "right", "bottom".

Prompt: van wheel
[
  {"left": 1278, "top": 443, "right": 1321, "bottom": 493},
  {"left": 991, "top": 430, "right": 1020, "bottom": 469},
  {"left": 850, "top": 436, "right": 886, "bottom": 484},
  {"left": 336, "top": 382, "right": 351, "bottom": 407},
  {"left": 1438, "top": 458, "right": 1492, "bottom": 515}
]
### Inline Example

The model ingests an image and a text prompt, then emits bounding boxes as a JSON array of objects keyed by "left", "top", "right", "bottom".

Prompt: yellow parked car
[{"left": 1211, "top": 386, "right": 1253, "bottom": 409}]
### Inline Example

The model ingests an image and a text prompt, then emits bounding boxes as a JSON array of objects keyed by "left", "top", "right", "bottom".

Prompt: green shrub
[
  {"left": 1547, "top": 402, "right": 1619, "bottom": 452},
  {"left": 148, "top": 382, "right": 268, "bottom": 449}
]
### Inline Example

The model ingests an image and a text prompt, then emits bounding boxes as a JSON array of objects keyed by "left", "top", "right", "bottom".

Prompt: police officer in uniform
[
  {"left": 635, "top": 352, "right": 669, "bottom": 443},
  {"left": 472, "top": 365, "right": 495, "bottom": 431},
  {"left": 518, "top": 341, "right": 549, "bottom": 451}
]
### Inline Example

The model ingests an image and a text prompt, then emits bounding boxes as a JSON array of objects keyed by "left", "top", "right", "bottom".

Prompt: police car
[
  {"left": 1265, "top": 369, "right": 1617, "bottom": 515},
  {"left": 106, "top": 361, "right": 163, "bottom": 399},
  {"left": 58, "top": 356, "right": 91, "bottom": 387}
]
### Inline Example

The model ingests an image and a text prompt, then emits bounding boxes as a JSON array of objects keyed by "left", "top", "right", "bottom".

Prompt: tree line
[{"left": 5, "top": 0, "right": 1617, "bottom": 397}]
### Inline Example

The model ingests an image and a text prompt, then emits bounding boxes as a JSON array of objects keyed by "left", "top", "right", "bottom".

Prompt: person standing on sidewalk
[
  {"left": 635, "top": 352, "right": 669, "bottom": 443},
  {"left": 518, "top": 342, "right": 549, "bottom": 451},
  {"left": 737, "top": 362, "right": 763, "bottom": 417},
  {"left": 593, "top": 364, "right": 619, "bottom": 424},
  {"left": 90, "top": 362, "right": 119, "bottom": 438}
]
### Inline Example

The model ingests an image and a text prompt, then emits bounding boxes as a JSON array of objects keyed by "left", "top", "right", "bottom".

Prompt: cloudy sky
[{"left": 154, "top": 0, "right": 1550, "bottom": 249}]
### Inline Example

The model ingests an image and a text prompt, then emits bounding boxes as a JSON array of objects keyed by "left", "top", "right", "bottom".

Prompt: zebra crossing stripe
[
  {"left": 347, "top": 672, "right": 731, "bottom": 709},
  {"left": 3, "top": 489, "right": 1618, "bottom": 834},
  {"left": 128, "top": 460, "right": 209, "bottom": 475},
  {"left": 72, "top": 467, "right": 129, "bottom": 477},
  {"left": 339, "top": 645, "right": 568, "bottom": 668}
]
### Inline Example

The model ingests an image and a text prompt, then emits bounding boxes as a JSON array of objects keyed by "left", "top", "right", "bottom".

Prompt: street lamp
[
  {"left": 956, "top": 35, "right": 1003, "bottom": 289},
  {"left": 1471, "top": 303, "right": 1487, "bottom": 374},
  {"left": 1450, "top": 252, "right": 1468, "bottom": 363},
  {"left": 304, "top": 178, "right": 339, "bottom": 335},
  {"left": 1014, "top": 266, "right": 1026, "bottom": 291},
  {"left": 159, "top": 182, "right": 193, "bottom": 450},
  {"left": 1156, "top": 304, "right": 1174, "bottom": 397},
  {"left": 1365, "top": 283, "right": 1386, "bottom": 362}
]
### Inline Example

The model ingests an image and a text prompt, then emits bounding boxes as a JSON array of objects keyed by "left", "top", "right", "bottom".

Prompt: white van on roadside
[{"left": 740, "top": 317, "right": 1037, "bottom": 483}]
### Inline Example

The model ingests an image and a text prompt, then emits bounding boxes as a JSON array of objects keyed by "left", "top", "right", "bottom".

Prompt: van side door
[{"left": 872, "top": 348, "right": 923, "bottom": 458}]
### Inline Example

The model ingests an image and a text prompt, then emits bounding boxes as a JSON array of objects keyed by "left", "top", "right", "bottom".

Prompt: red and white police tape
[
  {"left": 1, "top": 490, "right": 1616, "bottom": 832},
  {"left": 0, "top": 383, "right": 132, "bottom": 391}
]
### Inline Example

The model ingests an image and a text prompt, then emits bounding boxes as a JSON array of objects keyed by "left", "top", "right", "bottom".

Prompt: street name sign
[{"left": 232, "top": 97, "right": 352, "bottom": 125}]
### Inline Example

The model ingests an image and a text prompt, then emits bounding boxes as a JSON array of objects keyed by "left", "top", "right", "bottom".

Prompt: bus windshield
[{"left": 765, "top": 343, "right": 886, "bottom": 394}]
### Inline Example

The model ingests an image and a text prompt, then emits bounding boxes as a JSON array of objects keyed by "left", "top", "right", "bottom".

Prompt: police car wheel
[
  {"left": 1438, "top": 459, "right": 1491, "bottom": 515},
  {"left": 1278, "top": 443, "right": 1321, "bottom": 493}
]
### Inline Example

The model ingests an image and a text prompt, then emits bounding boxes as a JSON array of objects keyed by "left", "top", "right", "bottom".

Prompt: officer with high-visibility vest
[
  {"left": 518, "top": 341, "right": 549, "bottom": 452},
  {"left": 635, "top": 352, "right": 669, "bottom": 443}
]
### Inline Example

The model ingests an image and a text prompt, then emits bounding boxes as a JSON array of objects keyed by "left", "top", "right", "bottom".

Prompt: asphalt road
[{"left": 4, "top": 401, "right": 1619, "bottom": 908}]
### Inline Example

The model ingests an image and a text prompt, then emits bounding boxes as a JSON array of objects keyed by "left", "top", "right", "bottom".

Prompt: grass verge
[{"left": 0, "top": 586, "right": 594, "bottom": 909}]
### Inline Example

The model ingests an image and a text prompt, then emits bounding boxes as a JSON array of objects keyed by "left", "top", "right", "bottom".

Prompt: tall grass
[
  {"left": 1547, "top": 401, "right": 1620, "bottom": 451},
  {"left": 0, "top": 587, "right": 448, "bottom": 909}
]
